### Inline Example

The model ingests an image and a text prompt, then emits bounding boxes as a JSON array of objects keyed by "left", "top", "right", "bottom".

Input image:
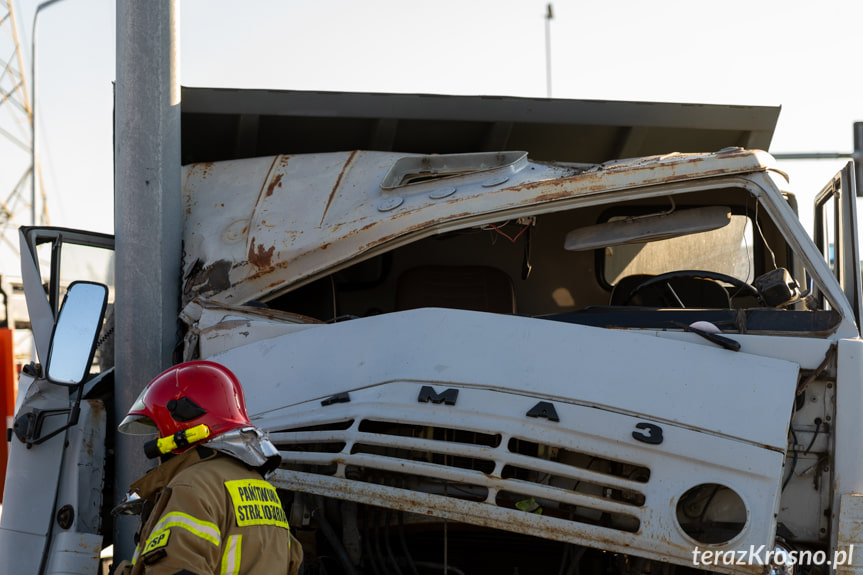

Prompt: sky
[{"left": 2, "top": 0, "right": 862, "bottom": 275}]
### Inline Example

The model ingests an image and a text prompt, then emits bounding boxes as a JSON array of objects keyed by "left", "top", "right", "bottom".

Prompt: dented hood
[
  {"left": 181, "top": 148, "right": 777, "bottom": 308},
  {"left": 212, "top": 307, "right": 799, "bottom": 451}
]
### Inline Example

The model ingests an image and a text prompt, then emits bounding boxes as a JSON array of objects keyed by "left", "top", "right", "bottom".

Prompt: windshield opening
[
  {"left": 603, "top": 214, "right": 755, "bottom": 288},
  {"left": 256, "top": 188, "right": 836, "bottom": 335}
]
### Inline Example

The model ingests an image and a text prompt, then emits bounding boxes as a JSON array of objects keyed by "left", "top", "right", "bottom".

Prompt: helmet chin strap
[{"left": 203, "top": 427, "right": 282, "bottom": 475}]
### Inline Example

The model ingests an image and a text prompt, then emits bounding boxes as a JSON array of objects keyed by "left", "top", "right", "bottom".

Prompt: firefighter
[{"left": 112, "top": 360, "right": 303, "bottom": 575}]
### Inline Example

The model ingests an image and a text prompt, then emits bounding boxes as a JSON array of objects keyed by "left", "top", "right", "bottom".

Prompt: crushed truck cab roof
[{"left": 182, "top": 147, "right": 784, "bottom": 308}]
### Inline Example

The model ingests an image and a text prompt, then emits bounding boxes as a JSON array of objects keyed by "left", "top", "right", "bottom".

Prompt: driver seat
[{"left": 610, "top": 274, "right": 731, "bottom": 308}]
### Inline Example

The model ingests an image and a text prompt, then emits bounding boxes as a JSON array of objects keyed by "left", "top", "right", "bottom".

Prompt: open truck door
[
  {"left": 813, "top": 163, "right": 863, "bottom": 332},
  {"left": 0, "top": 227, "right": 114, "bottom": 575}
]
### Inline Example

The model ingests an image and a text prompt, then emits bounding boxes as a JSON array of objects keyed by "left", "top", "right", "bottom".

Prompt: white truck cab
[{"left": 2, "top": 92, "right": 862, "bottom": 575}]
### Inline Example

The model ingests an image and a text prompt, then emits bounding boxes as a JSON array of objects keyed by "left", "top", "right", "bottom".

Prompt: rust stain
[
  {"left": 190, "top": 161, "right": 215, "bottom": 180},
  {"left": 266, "top": 173, "right": 284, "bottom": 198},
  {"left": 241, "top": 260, "right": 291, "bottom": 284},
  {"left": 82, "top": 400, "right": 106, "bottom": 457},
  {"left": 248, "top": 239, "right": 276, "bottom": 269},
  {"left": 253, "top": 156, "right": 281, "bottom": 218},
  {"left": 320, "top": 150, "right": 359, "bottom": 226},
  {"left": 515, "top": 160, "right": 749, "bottom": 198},
  {"left": 184, "top": 197, "right": 199, "bottom": 219},
  {"left": 89, "top": 400, "right": 106, "bottom": 417}
]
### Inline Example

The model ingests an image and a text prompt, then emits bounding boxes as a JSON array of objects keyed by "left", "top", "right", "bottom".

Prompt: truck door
[
  {"left": 0, "top": 227, "right": 114, "bottom": 575},
  {"left": 813, "top": 163, "right": 863, "bottom": 332},
  {"left": 18, "top": 226, "right": 114, "bottom": 366}
]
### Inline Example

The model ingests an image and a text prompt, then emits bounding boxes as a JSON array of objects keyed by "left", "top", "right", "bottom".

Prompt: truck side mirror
[{"left": 46, "top": 281, "right": 108, "bottom": 385}]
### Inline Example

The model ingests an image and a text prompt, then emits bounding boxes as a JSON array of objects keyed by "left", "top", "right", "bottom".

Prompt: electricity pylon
[{"left": 0, "top": 0, "right": 47, "bottom": 273}]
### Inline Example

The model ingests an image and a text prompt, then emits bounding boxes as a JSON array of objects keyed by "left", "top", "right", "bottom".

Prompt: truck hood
[
  {"left": 205, "top": 307, "right": 799, "bottom": 573},
  {"left": 210, "top": 307, "right": 798, "bottom": 451}
]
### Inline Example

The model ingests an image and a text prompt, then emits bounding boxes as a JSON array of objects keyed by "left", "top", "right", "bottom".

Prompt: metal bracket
[{"left": 12, "top": 405, "right": 78, "bottom": 448}]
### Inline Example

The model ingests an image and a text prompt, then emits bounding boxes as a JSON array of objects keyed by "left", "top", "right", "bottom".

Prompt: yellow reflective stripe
[
  {"left": 220, "top": 534, "right": 242, "bottom": 575},
  {"left": 131, "top": 544, "right": 141, "bottom": 565},
  {"left": 151, "top": 511, "right": 221, "bottom": 546}
]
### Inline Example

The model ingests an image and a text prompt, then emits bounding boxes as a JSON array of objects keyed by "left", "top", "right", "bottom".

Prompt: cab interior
[{"left": 263, "top": 187, "right": 839, "bottom": 335}]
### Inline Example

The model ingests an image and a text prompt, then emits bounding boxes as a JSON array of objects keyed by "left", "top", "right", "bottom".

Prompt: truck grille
[{"left": 270, "top": 414, "right": 649, "bottom": 534}]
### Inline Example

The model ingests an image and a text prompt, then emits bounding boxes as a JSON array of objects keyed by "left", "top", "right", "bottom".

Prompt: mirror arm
[
  {"left": 14, "top": 407, "right": 70, "bottom": 448},
  {"left": 13, "top": 383, "right": 84, "bottom": 448}
]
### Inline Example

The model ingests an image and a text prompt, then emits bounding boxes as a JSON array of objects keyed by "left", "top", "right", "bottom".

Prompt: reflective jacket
[{"left": 120, "top": 446, "right": 302, "bottom": 575}]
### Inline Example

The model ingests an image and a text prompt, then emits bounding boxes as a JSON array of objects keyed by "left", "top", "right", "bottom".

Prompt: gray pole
[
  {"left": 854, "top": 122, "right": 863, "bottom": 197},
  {"left": 545, "top": 3, "right": 553, "bottom": 98},
  {"left": 113, "top": 0, "right": 181, "bottom": 562}
]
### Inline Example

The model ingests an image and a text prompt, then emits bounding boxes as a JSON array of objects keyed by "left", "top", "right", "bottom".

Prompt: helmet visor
[
  {"left": 118, "top": 413, "right": 157, "bottom": 435},
  {"left": 118, "top": 386, "right": 157, "bottom": 435}
]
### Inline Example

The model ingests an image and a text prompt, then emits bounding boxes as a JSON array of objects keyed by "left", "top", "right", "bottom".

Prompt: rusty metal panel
[
  {"left": 181, "top": 148, "right": 775, "bottom": 309},
  {"left": 837, "top": 494, "right": 863, "bottom": 575}
]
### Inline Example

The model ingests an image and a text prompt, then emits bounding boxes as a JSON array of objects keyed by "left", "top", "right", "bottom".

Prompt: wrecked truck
[{"left": 2, "top": 91, "right": 863, "bottom": 575}]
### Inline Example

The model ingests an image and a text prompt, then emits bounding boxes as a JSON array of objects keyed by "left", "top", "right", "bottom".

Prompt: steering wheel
[{"left": 620, "top": 270, "right": 766, "bottom": 307}]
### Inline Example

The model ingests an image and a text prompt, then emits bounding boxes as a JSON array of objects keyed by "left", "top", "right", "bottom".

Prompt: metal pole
[
  {"left": 773, "top": 123, "right": 863, "bottom": 196},
  {"left": 113, "top": 0, "right": 181, "bottom": 562},
  {"left": 30, "top": 0, "right": 68, "bottom": 226},
  {"left": 772, "top": 152, "right": 855, "bottom": 160},
  {"left": 854, "top": 122, "right": 863, "bottom": 197},
  {"left": 545, "top": 3, "right": 553, "bottom": 98}
]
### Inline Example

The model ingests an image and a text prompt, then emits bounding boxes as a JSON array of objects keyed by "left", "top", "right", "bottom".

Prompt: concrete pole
[{"left": 113, "top": 0, "right": 181, "bottom": 561}]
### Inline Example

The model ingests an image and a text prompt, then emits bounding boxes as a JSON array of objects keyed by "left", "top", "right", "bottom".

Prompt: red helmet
[{"left": 118, "top": 361, "right": 253, "bottom": 449}]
